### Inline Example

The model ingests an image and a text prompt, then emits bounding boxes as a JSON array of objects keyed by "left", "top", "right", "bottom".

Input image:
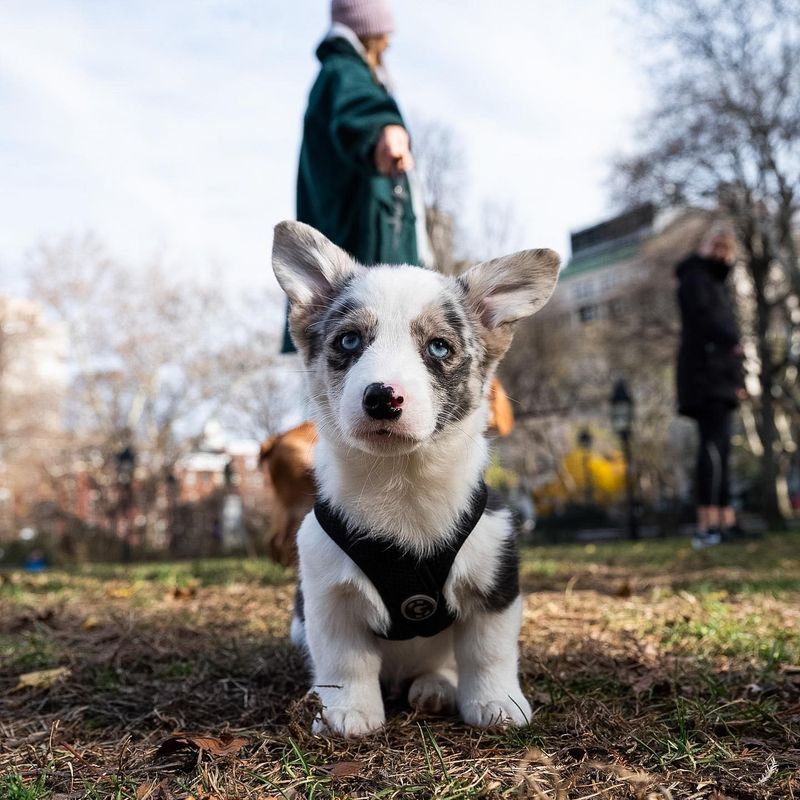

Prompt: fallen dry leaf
[
  {"left": 154, "top": 731, "right": 249, "bottom": 759},
  {"left": 106, "top": 583, "right": 137, "bottom": 599},
  {"left": 166, "top": 580, "right": 199, "bottom": 601},
  {"left": 138, "top": 780, "right": 174, "bottom": 800},
  {"left": 616, "top": 580, "right": 633, "bottom": 597},
  {"left": 136, "top": 782, "right": 154, "bottom": 800},
  {"left": 327, "top": 760, "right": 364, "bottom": 777},
  {"left": 82, "top": 615, "right": 101, "bottom": 630},
  {"left": 14, "top": 666, "right": 71, "bottom": 691}
]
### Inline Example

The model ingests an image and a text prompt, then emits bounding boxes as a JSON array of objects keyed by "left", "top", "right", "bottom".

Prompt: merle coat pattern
[{"left": 272, "top": 221, "right": 559, "bottom": 737}]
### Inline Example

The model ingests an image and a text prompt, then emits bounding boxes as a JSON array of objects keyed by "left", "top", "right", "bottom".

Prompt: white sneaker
[{"left": 691, "top": 530, "right": 722, "bottom": 550}]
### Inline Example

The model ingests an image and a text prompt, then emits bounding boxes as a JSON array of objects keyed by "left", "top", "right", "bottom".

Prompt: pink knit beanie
[{"left": 331, "top": 0, "right": 395, "bottom": 37}]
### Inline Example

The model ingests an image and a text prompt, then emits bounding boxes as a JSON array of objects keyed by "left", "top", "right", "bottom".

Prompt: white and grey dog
[{"left": 272, "top": 221, "right": 559, "bottom": 737}]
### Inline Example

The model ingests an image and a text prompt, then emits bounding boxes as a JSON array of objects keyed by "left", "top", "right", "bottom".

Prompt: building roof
[
  {"left": 560, "top": 204, "right": 657, "bottom": 280},
  {"left": 570, "top": 204, "right": 655, "bottom": 255},
  {"left": 560, "top": 241, "right": 641, "bottom": 279}
]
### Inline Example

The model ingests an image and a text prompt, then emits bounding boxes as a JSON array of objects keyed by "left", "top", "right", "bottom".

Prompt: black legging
[{"left": 695, "top": 405, "right": 733, "bottom": 507}]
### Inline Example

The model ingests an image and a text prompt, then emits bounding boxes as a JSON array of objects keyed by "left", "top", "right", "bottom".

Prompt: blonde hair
[{"left": 699, "top": 221, "right": 737, "bottom": 261}]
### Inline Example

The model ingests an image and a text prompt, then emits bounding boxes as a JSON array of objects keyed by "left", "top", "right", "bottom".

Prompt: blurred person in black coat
[{"left": 676, "top": 223, "right": 746, "bottom": 548}]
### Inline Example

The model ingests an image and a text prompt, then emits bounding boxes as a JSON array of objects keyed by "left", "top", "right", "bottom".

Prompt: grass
[
  {"left": 522, "top": 533, "right": 800, "bottom": 593},
  {"left": 0, "top": 534, "right": 798, "bottom": 798},
  {"left": 0, "top": 631, "right": 60, "bottom": 672},
  {"left": 0, "top": 556, "right": 290, "bottom": 598},
  {"left": 1, "top": 772, "right": 49, "bottom": 800}
]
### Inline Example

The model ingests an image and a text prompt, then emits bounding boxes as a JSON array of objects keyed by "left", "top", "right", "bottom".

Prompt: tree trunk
[{"left": 753, "top": 277, "right": 784, "bottom": 527}]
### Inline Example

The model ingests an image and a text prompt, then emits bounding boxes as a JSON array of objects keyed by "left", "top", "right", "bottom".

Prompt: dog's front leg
[
  {"left": 454, "top": 595, "right": 532, "bottom": 728},
  {"left": 304, "top": 589, "right": 385, "bottom": 737}
]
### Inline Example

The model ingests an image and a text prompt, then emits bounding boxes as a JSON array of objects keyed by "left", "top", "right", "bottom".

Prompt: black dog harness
[{"left": 314, "top": 482, "right": 488, "bottom": 640}]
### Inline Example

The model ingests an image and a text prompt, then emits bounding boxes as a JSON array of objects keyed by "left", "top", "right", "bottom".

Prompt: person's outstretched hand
[{"left": 375, "top": 124, "right": 414, "bottom": 175}]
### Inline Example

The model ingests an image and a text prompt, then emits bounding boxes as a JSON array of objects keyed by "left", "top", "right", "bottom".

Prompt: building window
[
  {"left": 573, "top": 280, "right": 596, "bottom": 301},
  {"left": 578, "top": 304, "right": 600, "bottom": 323}
]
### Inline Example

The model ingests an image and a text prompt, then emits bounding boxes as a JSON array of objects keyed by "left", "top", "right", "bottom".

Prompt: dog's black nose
[{"left": 362, "top": 382, "right": 403, "bottom": 421}]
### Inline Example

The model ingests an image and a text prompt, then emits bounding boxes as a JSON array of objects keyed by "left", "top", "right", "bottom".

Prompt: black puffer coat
[{"left": 676, "top": 255, "right": 744, "bottom": 418}]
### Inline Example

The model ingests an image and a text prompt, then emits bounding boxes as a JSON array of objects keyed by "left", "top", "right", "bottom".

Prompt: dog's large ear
[
  {"left": 459, "top": 248, "right": 560, "bottom": 329},
  {"left": 272, "top": 221, "right": 357, "bottom": 307}
]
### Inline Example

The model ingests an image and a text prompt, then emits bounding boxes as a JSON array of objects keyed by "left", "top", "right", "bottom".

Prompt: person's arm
[
  {"left": 328, "top": 65, "right": 411, "bottom": 174},
  {"left": 374, "top": 124, "right": 414, "bottom": 174}
]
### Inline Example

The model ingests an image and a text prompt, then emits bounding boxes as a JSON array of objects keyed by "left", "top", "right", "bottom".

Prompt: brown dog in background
[
  {"left": 260, "top": 378, "right": 514, "bottom": 566},
  {"left": 259, "top": 420, "right": 317, "bottom": 566}
]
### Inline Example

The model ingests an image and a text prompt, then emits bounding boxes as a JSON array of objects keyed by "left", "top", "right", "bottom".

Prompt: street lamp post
[
  {"left": 610, "top": 380, "right": 639, "bottom": 540},
  {"left": 116, "top": 445, "right": 136, "bottom": 561},
  {"left": 166, "top": 471, "right": 179, "bottom": 555},
  {"left": 577, "top": 428, "right": 594, "bottom": 506}
]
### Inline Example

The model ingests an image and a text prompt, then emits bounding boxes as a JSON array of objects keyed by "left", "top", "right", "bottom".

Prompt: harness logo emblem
[{"left": 401, "top": 594, "right": 438, "bottom": 621}]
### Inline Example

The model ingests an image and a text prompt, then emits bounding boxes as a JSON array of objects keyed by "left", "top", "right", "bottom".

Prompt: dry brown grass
[{"left": 1, "top": 534, "right": 798, "bottom": 799}]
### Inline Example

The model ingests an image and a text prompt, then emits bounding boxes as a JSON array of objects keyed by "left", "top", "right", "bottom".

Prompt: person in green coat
[{"left": 282, "top": 0, "right": 423, "bottom": 353}]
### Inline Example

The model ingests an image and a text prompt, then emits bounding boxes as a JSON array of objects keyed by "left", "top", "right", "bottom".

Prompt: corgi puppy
[{"left": 272, "top": 221, "right": 559, "bottom": 737}]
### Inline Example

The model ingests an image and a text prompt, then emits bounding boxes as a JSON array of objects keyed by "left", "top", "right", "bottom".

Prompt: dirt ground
[{"left": 1, "top": 534, "right": 799, "bottom": 799}]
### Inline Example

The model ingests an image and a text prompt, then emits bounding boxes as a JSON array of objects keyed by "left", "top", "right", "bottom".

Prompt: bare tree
[
  {"left": 412, "top": 119, "right": 527, "bottom": 275},
  {"left": 412, "top": 119, "right": 467, "bottom": 274},
  {"left": 214, "top": 292, "right": 297, "bottom": 441},
  {"left": 614, "top": 0, "right": 800, "bottom": 523},
  {"left": 26, "top": 234, "right": 275, "bottom": 547},
  {"left": 472, "top": 200, "right": 524, "bottom": 264}
]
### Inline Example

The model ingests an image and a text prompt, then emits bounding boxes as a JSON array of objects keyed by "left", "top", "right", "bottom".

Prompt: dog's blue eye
[
  {"left": 427, "top": 339, "right": 450, "bottom": 359},
  {"left": 339, "top": 332, "right": 362, "bottom": 352}
]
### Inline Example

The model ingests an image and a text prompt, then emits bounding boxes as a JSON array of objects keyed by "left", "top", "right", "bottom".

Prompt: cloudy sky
[{"left": 0, "top": 0, "right": 643, "bottom": 302}]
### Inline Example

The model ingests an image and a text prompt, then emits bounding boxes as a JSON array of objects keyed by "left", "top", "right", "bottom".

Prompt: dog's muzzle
[{"left": 362, "top": 382, "right": 403, "bottom": 421}]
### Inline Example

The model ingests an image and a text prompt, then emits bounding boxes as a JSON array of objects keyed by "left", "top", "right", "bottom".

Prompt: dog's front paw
[
  {"left": 313, "top": 705, "right": 385, "bottom": 737},
  {"left": 409, "top": 673, "right": 457, "bottom": 715},
  {"left": 459, "top": 693, "right": 532, "bottom": 728}
]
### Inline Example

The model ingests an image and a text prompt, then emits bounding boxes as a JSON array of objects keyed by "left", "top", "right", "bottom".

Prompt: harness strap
[{"left": 314, "top": 482, "right": 488, "bottom": 640}]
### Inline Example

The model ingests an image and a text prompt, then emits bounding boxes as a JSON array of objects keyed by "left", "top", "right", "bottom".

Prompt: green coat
[
  {"left": 281, "top": 36, "right": 420, "bottom": 353},
  {"left": 298, "top": 36, "right": 419, "bottom": 266}
]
